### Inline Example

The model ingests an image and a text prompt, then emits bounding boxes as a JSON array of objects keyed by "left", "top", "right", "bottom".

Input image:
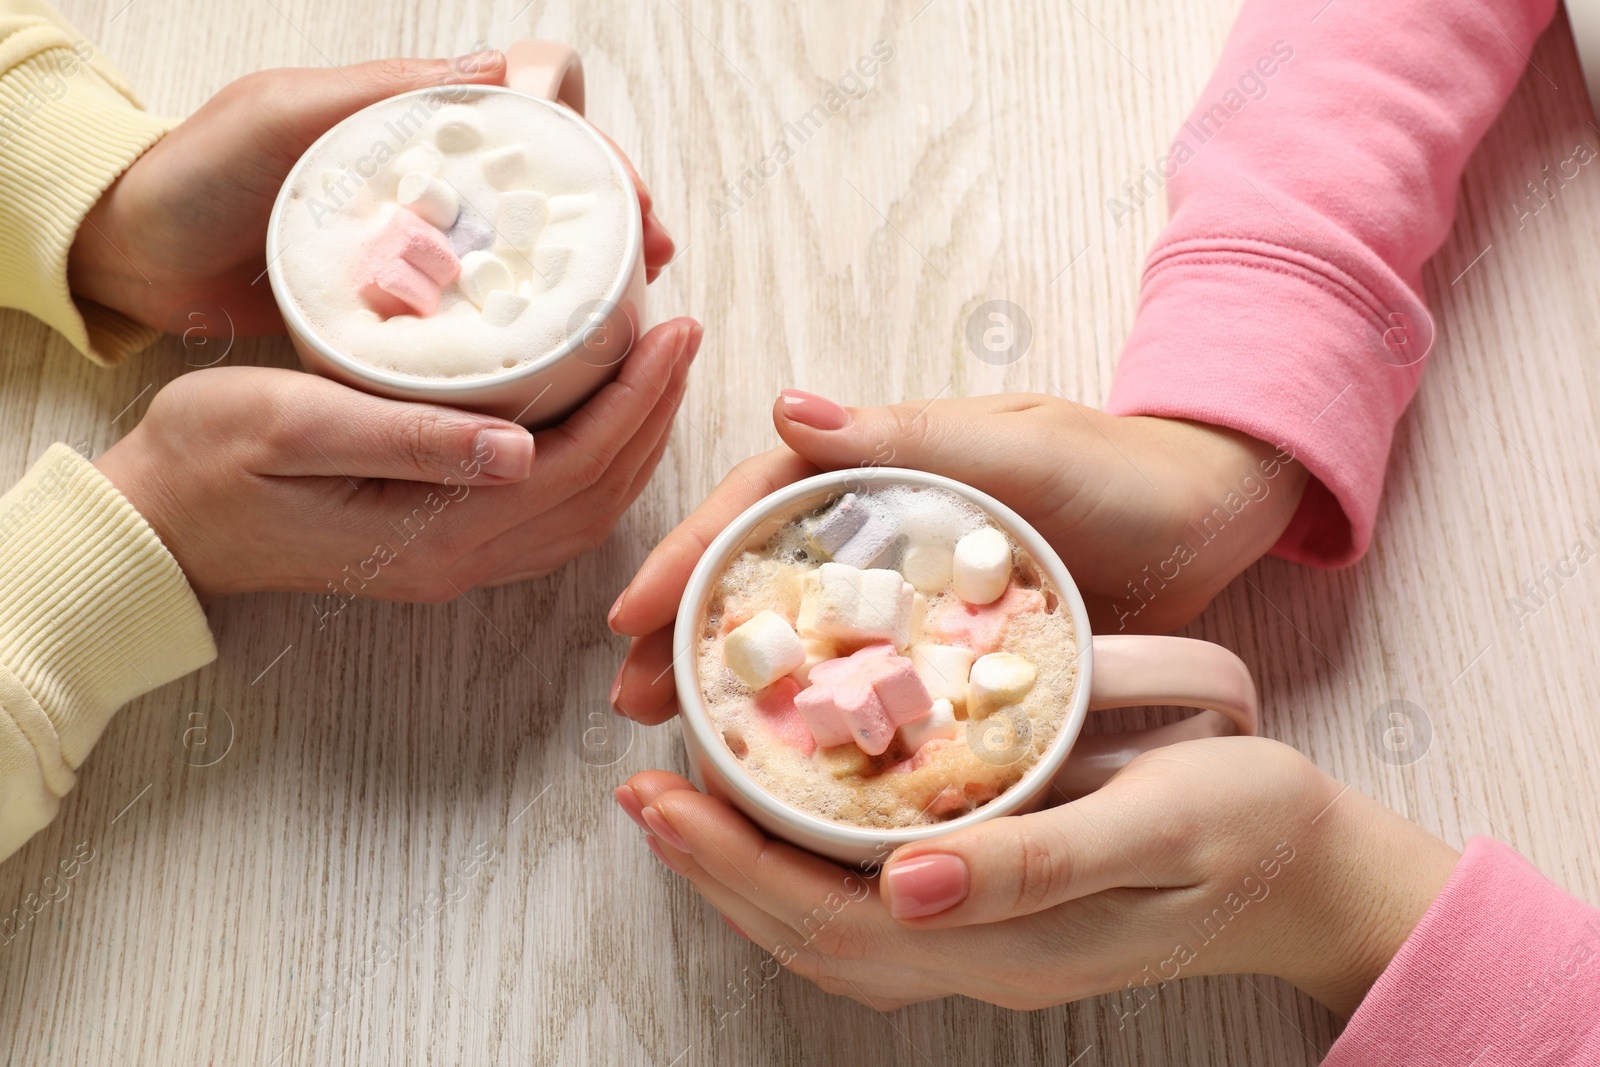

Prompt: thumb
[
  {"left": 235, "top": 369, "right": 533, "bottom": 485},
  {"left": 772, "top": 389, "right": 1047, "bottom": 487},
  {"left": 878, "top": 779, "right": 1179, "bottom": 928},
  {"left": 266, "top": 50, "right": 508, "bottom": 148}
]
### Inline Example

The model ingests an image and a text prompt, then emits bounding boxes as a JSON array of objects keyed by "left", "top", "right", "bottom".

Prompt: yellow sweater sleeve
[
  {"left": 0, "top": 0, "right": 176, "bottom": 364},
  {"left": 0, "top": 445, "right": 215, "bottom": 861}
]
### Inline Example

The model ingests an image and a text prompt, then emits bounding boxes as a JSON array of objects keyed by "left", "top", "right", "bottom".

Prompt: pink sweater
[{"left": 1104, "top": 0, "right": 1600, "bottom": 1058}]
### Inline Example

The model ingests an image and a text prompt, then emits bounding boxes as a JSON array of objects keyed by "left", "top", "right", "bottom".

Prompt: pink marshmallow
[
  {"left": 752, "top": 677, "right": 815, "bottom": 757},
  {"left": 793, "top": 643, "right": 932, "bottom": 756},
  {"left": 359, "top": 210, "right": 461, "bottom": 317},
  {"left": 925, "top": 586, "right": 1045, "bottom": 654}
]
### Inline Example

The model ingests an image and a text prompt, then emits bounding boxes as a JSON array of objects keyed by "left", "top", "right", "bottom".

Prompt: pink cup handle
[
  {"left": 1052, "top": 635, "right": 1259, "bottom": 798},
  {"left": 505, "top": 39, "right": 586, "bottom": 113}
]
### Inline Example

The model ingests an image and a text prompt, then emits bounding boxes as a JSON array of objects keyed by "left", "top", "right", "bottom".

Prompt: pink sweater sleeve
[
  {"left": 1324, "top": 837, "right": 1600, "bottom": 1064},
  {"left": 1105, "top": 0, "right": 1559, "bottom": 565}
]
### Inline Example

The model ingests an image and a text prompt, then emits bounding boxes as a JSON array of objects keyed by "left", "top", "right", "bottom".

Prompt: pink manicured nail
[
  {"left": 452, "top": 49, "right": 503, "bottom": 74},
  {"left": 642, "top": 807, "right": 690, "bottom": 852},
  {"left": 779, "top": 389, "right": 849, "bottom": 431},
  {"left": 607, "top": 588, "right": 628, "bottom": 630},
  {"left": 884, "top": 854, "right": 969, "bottom": 919},
  {"left": 684, "top": 321, "right": 703, "bottom": 364},
  {"left": 609, "top": 662, "right": 625, "bottom": 714},
  {"left": 614, "top": 786, "right": 648, "bottom": 831},
  {"left": 646, "top": 835, "right": 683, "bottom": 874},
  {"left": 475, "top": 427, "right": 533, "bottom": 479}
]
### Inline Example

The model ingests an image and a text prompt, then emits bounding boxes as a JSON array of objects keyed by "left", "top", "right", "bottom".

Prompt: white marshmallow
[
  {"left": 532, "top": 245, "right": 573, "bottom": 288},
  {"left": 481, "top": 289, "right": 529, "bottom": 329},
  {"left": 905, "top": 592, "right": 926, "bottom": 650},
  {"left": 723, "top": 610, "right": 807, "bottom": 690},
  {"left": 797, "top": 562, "right": 916, "bottom": 649},
  {"left": 901, "top": 540, "right": 954, "bottom": 593},
  {"left": 967, "top": 652, "right": 1037, "bottom": 718},
  {"left": 458, "top": 251, "right": 516, "bottom": 309},
  {"left": 900, "top": 698, "right": 959, "bottom": 750},
  {"left": 434, "top": 108, "right": 484, "bottom": 152},
  {"left": 396, "top": 172, "right": 460, "bottom": 230},
  {"left": 952, "top": 526, "right": 1012, "bottom": 605},
  {"left": 393, "top": 144, "right": 443, "bottom": 176},
  {"left": 793, "top": 635, "right": 836, "bottom": 686},
  {"left": 549, "top": 192, "right": 596, "bottom": 221},
  {"left": 910, "top": 643, "right": 974, "bottom": 709},
  {"left": 496, "top": 190, "right": 548, "bottom": 248},
  {"left": 480, "top": 145, "right": 532, "bottom": 189}
]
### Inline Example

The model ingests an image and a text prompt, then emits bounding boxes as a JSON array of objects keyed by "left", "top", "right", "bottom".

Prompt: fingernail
[
  {"left": 451, "top": 49, "right": 503, "bottom": 74},
  {"left": 609, "top": 662, "right": 625, "bottom": 714},
  {"left": 614, "top": 785, "right": 648, "bottom": 831},
  {"left": 475, "top": 427, "right": 533, "bottom": 479},
  {"left": 884, "top": 854, "right": 969, "bottom": 919},
  {"left": 684, "top": 322, "right": 704, "bottom": 365},
  {"left": 607, "top": 588, "right": 628, "bottom": 631},
  {"left": 642, "top": 807, "right": 690, "bottom": 853},
  {"left": 646, "top": 835, "right": 683, "bottom": 874},
  {"left": 654, "top": 211, "right": 675, "bottom": 249},
  {"left": 779, "top": 389, "right": 849, "bottom": 431}
]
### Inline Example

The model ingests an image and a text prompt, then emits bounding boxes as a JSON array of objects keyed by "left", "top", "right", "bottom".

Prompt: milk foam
[
  {"left": 276, "top": 91, "right": 631, "bottom": 380},
  {"left": 698, "top": 486, "right": 1079, "bottom": 830}
]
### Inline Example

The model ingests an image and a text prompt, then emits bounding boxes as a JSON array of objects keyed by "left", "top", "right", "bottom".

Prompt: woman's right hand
[
  {"left": 609, "top": 391, "right": 1308, "bottom": 723},
  {"left": 93, "top": 317, "right": 699, "bottom": 603}
]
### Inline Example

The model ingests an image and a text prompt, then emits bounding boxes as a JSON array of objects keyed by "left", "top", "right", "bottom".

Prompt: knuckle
[
  {"left": 369, "top": 56, "right": 440, "bottom": 90},
  {"left": 884, "top": 402, "right": 932, "bottom": 454},
  {"left": 1012, "top": 828, "right": 1068, "bottom": 914},
  {"left": 573, "top": 447, "right": 612, "bottom": 488},
  {"left": 397, "top": 409, "right": 449, "bottom": 470},
  {"left": 811, "top": 919, "right": 873, "bottom": 964},
  {"left": 781, "top": 951, "right": 824, "bottom": 983}
]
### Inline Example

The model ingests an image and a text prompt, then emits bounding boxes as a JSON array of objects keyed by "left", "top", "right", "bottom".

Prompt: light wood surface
[{"left": 5, "top": 1, "right": 1600, "bottom": 1064}]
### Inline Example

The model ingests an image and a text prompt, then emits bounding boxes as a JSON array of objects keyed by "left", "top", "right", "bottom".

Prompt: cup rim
[
  {"left": 672, "top": 467, "right": 1097, "bottom": 854},
  {"left": 264, "top": 84, "right": 644, "bottom": 397}
]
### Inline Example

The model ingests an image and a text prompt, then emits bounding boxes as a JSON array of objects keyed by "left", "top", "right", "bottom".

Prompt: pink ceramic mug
[
  {"left": 673, "top": 468, "right": 1260, "bottom": 866},
  {"left": 265, "top": 41, "right": 645, "bottom": 426}
]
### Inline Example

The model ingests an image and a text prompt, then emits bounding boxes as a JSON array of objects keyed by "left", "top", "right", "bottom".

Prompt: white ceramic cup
[
  {"left": 673, "top": 468, "right": 1261, "bottom": 867},
  {"left": 265, "top": 42, "right": 645, "bottom": 426}
]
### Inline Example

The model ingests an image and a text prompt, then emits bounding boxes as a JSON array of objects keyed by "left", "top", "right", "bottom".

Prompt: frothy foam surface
[
  {"left": 276, "top": 91, "right": 631, "bottom": 380},
  {"left": 697, "top": 485, "right": 1079, "bottom": 830}
]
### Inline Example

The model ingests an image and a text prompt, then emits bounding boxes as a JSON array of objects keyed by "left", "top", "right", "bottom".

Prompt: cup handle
[
  {"left": 505, "top": 39, "right": 586, "bottom": 114},
  {"left": 1051, "top": 635, "right": 1259, "bottom": 799}
]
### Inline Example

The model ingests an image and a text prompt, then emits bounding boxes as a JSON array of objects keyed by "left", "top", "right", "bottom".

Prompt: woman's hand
[
  {"left": 94, "top": 318, "right": 699, "bottom": 603},
  {"left": 608, "top": 391, "right": 1308, "bottom": 722},
  {"left": 68, "top": 51, "right": 676, "bottom": 338},
  {"left": 617, "top": 737, "right": 1459, "bottom": 1015}
]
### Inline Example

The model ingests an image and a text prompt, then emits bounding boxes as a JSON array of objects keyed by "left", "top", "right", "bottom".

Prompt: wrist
[
  {"left": 94, "top": 433, "right": 217, "bottom": 604},
  {"left": 1273, "top": 774, "right": 1460, "bottom": 1015},
  {"left": 67, "top": 179, "right": 153, "bottom": 326},
  {"left": 1143, "top": 416, "right": 1307, "bottom": 566}
]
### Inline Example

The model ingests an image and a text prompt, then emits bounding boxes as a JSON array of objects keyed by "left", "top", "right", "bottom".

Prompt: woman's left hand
[{"left": 616, "top": 737, "right": 1459, "bottom": 1015}]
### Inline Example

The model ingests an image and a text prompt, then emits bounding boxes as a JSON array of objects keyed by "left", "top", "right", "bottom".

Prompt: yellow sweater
[{"left": 0, "top": 1, "right": 215, "bottom": 861}]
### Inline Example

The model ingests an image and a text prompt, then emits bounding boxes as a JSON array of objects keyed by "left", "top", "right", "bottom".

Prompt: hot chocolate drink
[
  {"left": 694, "top": 484, "right": 1080, "bottom": 830},
  {"left": 275, "top": 88, "right": 632, "bottom": 381}
]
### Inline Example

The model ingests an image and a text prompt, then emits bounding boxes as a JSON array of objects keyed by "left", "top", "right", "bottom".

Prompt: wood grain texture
[{"left": 4, "top": 1, "right": 1600, "bottom": 1064}]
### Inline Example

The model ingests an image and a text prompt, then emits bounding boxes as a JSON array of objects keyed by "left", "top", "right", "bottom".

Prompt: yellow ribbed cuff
[
  {"left": 0, "top": 16, "right": 174, "bottom": 364},
  {"left": 0, "top": 444, "right": 216, "bottom": 780}
]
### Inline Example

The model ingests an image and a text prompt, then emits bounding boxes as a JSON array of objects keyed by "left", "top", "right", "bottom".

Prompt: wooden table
[{"left": 5, "top": 1, "right": 1600, "bottom": 1063}]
